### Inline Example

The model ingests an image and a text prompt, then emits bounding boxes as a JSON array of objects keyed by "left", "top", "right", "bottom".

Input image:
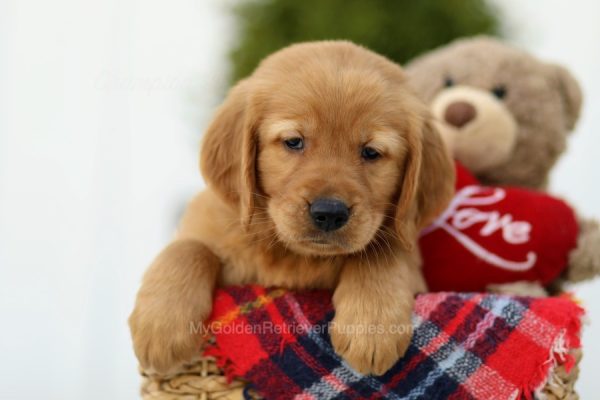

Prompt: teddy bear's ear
[{"left": 551, "top": 64, "right": 583, "bottom": 131}]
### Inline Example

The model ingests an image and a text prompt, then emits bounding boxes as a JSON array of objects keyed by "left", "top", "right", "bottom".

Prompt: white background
[{"left": 0, "top": 1, "right": 598, "bottom": 398}]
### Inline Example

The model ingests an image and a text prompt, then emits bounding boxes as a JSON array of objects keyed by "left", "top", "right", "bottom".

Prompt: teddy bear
[{"left": 405, "top": 36, "right": 600, "bottom": 292}]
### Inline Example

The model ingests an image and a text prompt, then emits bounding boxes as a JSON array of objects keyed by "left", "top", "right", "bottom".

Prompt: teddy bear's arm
[
  {"left": 486, "top": 281, "right": 549, "bottom": 297},
  {"left": 567, "top": 216, "right": 600, "bottom": 282}
]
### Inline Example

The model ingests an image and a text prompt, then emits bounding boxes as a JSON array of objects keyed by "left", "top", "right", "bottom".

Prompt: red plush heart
[{"left": 419, "top": 162, "right": 579, "bottom": 292}]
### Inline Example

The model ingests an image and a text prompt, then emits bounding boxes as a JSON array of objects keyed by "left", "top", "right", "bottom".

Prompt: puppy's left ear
[
  {"left": 200, "top": 79, "right": 259, "bottom": 228},
  {"left": 395, "top": 117, "right": 455, "bottom": 250}
]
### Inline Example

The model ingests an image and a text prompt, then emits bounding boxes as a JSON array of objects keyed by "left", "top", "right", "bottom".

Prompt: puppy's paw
[
  {"left": 129, "top": 299, "right": 211, "bottom": 375},
  {"left": 330, "top": 311, "right": 412, "bottom": 376}
]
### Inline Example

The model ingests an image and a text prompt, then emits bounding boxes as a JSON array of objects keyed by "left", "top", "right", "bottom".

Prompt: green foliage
[{"left": 229, "top": 0, "right": 501, "bottom": 83}]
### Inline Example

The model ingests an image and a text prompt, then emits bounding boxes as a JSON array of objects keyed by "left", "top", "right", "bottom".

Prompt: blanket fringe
[{"left": 523, "top": 296, "right": 584, "bottom": 400}]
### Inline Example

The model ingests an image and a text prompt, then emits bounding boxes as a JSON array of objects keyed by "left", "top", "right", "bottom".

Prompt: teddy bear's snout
[
  {"left": 444, "top": 101, "right": 477, "bottom": 128},
  {"left": 431, "top": 85, "right": 519, "bottom": 174}
]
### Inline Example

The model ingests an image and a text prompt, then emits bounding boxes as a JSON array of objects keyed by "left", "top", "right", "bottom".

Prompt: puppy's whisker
[
  {"left": 377, "top": 231, "right": 394, "bottom": 254},
  {"left": 225, "top": 189, "right": 272, "bottom": 202},
  {"left": 247, "top": 231, "right": 279, "bottom": 246},
  {"left": 374, "top": 231, "right": 392, "bottom": 266},
  {"left": 373, "top": 236, "right": 389, "bottom": 264},
  {"left": 266, "top": 232, "right": 282, "bottom": 251},
  {"left": 244, "top": 227, "right": 279, "bottom": 240},
  {"left": 377, "top": 227, "right": 403, "bottom": 245}
]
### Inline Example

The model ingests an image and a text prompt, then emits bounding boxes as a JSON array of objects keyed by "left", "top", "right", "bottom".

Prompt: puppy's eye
[
  {"left": 491, "top": 85, "right": 507, "bottom": 99},
  {"left": 444, "top": 77, "right": 454, "bottom": 88},
  {"left": 283, "top": 137, "right": 304, "bottom": 151},
  {"left": 361, "top": 146, "right": 381, "bottom": 161}
]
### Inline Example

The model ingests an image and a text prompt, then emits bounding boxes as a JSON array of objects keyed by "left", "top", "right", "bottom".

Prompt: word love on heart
[{"left": 421, "top": 185, "right": 537, "bottom": 271}]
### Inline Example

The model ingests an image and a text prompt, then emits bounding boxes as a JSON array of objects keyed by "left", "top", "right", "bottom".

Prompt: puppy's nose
[
  {"left": 309, "top": 198, "right": 349, "bottom": 232},
  {"left": 444, "top": 101, "right": 477, "bottom": 128}
]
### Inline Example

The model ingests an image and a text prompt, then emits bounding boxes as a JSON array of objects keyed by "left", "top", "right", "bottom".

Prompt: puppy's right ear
[{"left": 200, "top": 79, "right": 258, "bottom": 226}]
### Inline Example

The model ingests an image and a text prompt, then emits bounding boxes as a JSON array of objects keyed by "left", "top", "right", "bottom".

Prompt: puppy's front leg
[
  {"left": 330, "top": 253, "right": 422, "bottom": 376},
  {"left": 129, "top": 239, "right": 220, "bottom": 374}
]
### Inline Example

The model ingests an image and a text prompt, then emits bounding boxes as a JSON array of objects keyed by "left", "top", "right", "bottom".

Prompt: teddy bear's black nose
[
  {"left": 445, "top": 101, "right": 477, "bottom": 128},
  {"left": 309, "top": 198, "right": 349, "bottom": 232}
]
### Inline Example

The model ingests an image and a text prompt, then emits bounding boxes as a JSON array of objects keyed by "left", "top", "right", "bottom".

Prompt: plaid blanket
[{"left": 205, "top": 286, "right": 583, "bottom": 400}]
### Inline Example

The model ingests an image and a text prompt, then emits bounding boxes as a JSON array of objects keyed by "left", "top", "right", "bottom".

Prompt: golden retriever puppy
[{"left": 129, "top": 41, "right": 455, "bottom": 376}]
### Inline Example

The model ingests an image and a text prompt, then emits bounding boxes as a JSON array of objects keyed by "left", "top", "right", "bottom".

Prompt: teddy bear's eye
[
  {"left": 492, "top": 85, "right": 507, "bottom": 99},
  {"left": 444, "top": 77, "right": 455, "bottom": 88}
]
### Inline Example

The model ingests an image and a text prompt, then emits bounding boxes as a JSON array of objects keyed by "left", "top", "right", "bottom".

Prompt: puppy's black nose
[{"left": 309, "top": 198, "right": 349, "bottom": 232}]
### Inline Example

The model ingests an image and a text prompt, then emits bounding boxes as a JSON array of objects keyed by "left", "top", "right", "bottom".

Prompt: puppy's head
[{"left": 201, "top": 41, "right": 454, "bottom": 256}]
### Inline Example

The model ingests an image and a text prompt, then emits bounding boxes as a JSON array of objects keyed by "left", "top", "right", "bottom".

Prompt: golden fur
[{"left": 129, "top": 41, "right": 455, "bottom": 376}]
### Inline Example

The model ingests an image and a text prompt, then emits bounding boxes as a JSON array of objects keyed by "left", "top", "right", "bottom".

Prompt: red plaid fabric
[{"left": 205, "top": 286, "right": 583, "bottom": 400}]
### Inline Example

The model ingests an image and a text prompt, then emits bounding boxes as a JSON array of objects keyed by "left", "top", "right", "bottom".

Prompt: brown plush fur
[
  {"left": 407, "top": 36, "right": 600, "bottom": 290},
  {"left": 129, "top": 41, "right": 455, "bottom": 376},
  {"left": 568, "top": 218, "right": 600, "bottom": 282},
  {"left": 406, "top": 36, "right": 582, "bottom": 190}
]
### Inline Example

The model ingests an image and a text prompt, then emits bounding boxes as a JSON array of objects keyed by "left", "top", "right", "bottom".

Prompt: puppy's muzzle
[{"left": 309, "top": 198, "right": 349, "bottom": 232}]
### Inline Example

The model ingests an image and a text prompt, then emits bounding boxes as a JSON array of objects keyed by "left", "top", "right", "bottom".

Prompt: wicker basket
[
  {"left": 140, "top": 356, "right": 260, "bottom": 400},
  {"left": 140, "top": 349, "right": 581, "bottom": 400}
]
